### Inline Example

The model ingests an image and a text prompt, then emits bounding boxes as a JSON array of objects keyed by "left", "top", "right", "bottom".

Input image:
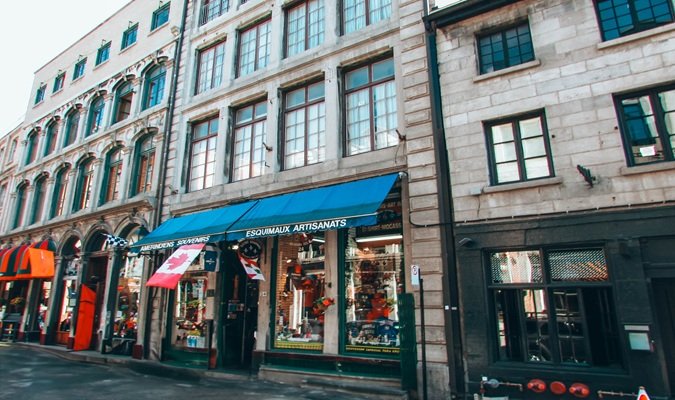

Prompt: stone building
[{"left": 425, "top": 0, "right": 675, "bottom": 398}]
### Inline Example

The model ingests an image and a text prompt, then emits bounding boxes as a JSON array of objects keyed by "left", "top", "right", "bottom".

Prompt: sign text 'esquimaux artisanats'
[{"left": 245, "top": 218, "right": 348, "bottom": 238}]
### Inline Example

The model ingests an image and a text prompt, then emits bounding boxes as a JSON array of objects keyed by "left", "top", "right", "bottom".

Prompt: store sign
[
  {"left": 139, "top": 235, "right": 211, "bottom": 252},
  {"left": 244, "top": 218, "right": 348, "bottom": 238}
]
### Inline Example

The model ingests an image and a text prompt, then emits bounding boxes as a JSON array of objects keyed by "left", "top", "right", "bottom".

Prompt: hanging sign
[
  {"left": 238, "top": 239, "right": 264, "bottom": 280},
  {"left": 411, "top": 264, "right": 420, "bottom": 287}
]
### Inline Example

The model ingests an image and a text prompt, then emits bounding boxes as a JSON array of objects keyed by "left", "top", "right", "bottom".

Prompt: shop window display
[
  {"left": 344, "top": 198, "right": 403, "bottom": 355},
  {"left": 274, "top": 233, "right": 326, "bottom": 351},
  {"left": 113, "top": 255, "right": 142, "bottom": 340},
  {"left": 173, "top": 261, "right": 209, "bottom": 349}
]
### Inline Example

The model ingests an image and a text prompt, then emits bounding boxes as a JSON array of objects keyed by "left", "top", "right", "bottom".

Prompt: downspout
[
  {"left": 424, "top": 15, "right": 466, "bottom": 399},
  {"left": 142, "top": 0, "right": 189, "bottom": 359}
]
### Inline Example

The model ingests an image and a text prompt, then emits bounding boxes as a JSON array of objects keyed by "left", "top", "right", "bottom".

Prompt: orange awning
[
  {"left": 0, "top": 240, "right": 56, "bottom": 281},
  {"left": 0, "top": 245, "right": 29, "bottom": 281}
]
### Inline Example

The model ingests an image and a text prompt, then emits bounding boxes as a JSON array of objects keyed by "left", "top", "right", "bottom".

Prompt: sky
[{"left": 0, "top": 0, "right": 131, "bottom": 135}]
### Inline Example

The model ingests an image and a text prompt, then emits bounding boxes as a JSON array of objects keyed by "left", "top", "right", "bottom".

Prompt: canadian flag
[
  {"left": 239, "top": 255, "right": 265, "bottom": 280},
  {"left": 146, "top": 243, "right": 206, "bottom": 289}
]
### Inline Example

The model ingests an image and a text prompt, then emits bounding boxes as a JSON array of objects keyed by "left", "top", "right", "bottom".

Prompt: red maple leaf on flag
[{"left": 165, "top": 253, "right": 190, "bottom": 270}]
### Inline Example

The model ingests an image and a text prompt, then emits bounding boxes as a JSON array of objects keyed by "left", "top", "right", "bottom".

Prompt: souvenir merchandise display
[{"left": 173, "top": 257, "right": 209, "bottom": 350}]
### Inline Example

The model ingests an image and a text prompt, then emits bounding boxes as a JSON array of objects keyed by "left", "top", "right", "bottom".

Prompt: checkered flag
[{"left": 104, "top": 233, "right": 129, "bottom": 249}]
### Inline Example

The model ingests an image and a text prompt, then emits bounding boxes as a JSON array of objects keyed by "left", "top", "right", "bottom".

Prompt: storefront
[{"left": 132, "top": 173, "right": 413, "bottom": 386}]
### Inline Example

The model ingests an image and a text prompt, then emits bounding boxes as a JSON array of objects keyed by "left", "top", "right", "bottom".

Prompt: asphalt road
[{"left": 0, "top": 343, "right": 361, "bottom": 400}]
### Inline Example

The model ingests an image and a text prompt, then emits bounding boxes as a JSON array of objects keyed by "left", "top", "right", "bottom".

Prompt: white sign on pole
[{"left": 411, "top": 264, "right": 420, "bottom": 286}]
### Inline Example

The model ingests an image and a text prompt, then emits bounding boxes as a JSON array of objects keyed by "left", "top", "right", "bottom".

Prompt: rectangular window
[
  {"left": 136, "top": 139, "right": 155, "bottom": 195},
  {"left": 189, "top": 117, "right": 218, "bottom": 192},
  {"left": 73, "top": 58, "right": 87, "bottom": 80},
  {"left": 104, "top": 150, "right": 123, "bottom": 203},
  {"left": 615, "top": 84, "right": 675, "bottom": 165},
  {"left": 284, "top": 81, "right": 326, "bottom": 169},
  {"left": 151, "top": 2, "right": 171, "bottom": 30},
  {"left": 122, "top": 24, "right": 138, "bottom": 49},
  {"left": 96, "top": 42, "right": 111, "bottom": 66},
  {"left": 343, "top": 0, "right": 391, "bottom": 34},
  {"left": 34, "top": 85, "right": 46, "bottom": 105},
  {"left": 345, "top": 58, "right": 398, "bottom": 156},
  {"left": 199, "top": 0, "right": 229, "bottom": 26},
  {"left": 485, "top": 111, "right": 553, "bottom": 185},
  {"left": 233, "top": 100, "right": 267, "bottom": 181},
  {"left": 595, "top": 0, "right": 674, "bottom": 41},
  {"left": 52, "top": 169, "right": 70, "bottom": 218},
  {"left": 53, "top": 73, "right": 65, "bottom": 93},
  {"left": 237, "top": 19, "right": 271, "bottom": 77},
  {"left": 195, "top": 41, "right": 226, "bottom": 94},
  {"left": 286, "top": 0, "right": 325, "bottom": 57},
  {"left": 489, "top": 249, "right": 621, "bottom": 367},
  {"left": 478, "top": 22, "right": 534, "bottom": 74}
]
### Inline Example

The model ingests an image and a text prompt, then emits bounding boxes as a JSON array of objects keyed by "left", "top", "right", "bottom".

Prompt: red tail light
[
  {"left": 527, "top": 379, "right": 547, "bottom": 393},
  {"left": 550, "top": 381, "right": 567, "bottom": 395},
  {"left": 569, "top": 383, "right": 591, "bottom": 398}
]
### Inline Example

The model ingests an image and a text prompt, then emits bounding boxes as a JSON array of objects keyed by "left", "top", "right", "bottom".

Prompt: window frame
[
  {"left": 132, "top": 135, "right": 155, "bottom": 196},
  {"left": 87, "top": 96, "right": 106, "bottom": 136},
  {"left": 73, "top": 158, "right": 95, "bottom": 212},
  {"left": 13, "top": 183, "right": 28, "bottom": 229},
  {"left": 342, "top": 0, "right": 392, "bottom": 34},
  {"left": 100, "top": 147, "right": 124, "bottom": 205},
  {"left": 231, "top": 100, "right": 267, "bottom": 181},
  {"left": 343, "top": 56, "right": 398, "bottom": 156},
  {"left": 43, "top": 120, "right": 59, "bottom": 157},
  {"left": 594, "top": 0, "right": 675, "bottom": 41},
  {"left": 484, "top": 110, "right": 555, "bottom": 185},
  {"left": 143, "top": 65, "right": 166, "bottom": 110},
  {"left": 188, "top": 116, "right": 219, "bottom": 192},
  {"left": 151, "top": 2, "right": 171, "bottom": 31},
  {"left": 477, "top": 20, "right": 535, "bottom": 75},
  {"left": 195, "top": 41, "right": 226, "bottom": 95},
  {"left": 73, "top": 58, "right": 87, "bottom": 80},
  {"left": 63, "top": 109, "right": 80, "bottom": 147},
  {"left": 199, "top": 0, "right": 229, "bottom": 26},
  {"left": 282, "top": 80, "right": 326, "bottom": 169},
  {"left": 50, "top": 166, "right": 70, "bottom": 219},
  {"left": 96, "top": 41, "right": 111, "bottom": 66},
  {"left": 25, "top": 130, "right": 40, "bottom": 165},
  {"left": 34, "top": 85, "right": 46, "bottom": 105},
  {"left": 113, "top": 82, "right": 134, "bottom": 124},
  {"left": 121, "top": 24, "right": 138, "bottom": 50},
  {"left": 284, "top": 0, "right": 325, "bottom": 58},
  {"left": 53, "top": 72, "right": 66, "bottom": 93},
  {"left": 30, "top": 175, "right": 47, "bottom": 225},
  {"left": 236, "top": 18, "right": 272, "bottom": 78}
]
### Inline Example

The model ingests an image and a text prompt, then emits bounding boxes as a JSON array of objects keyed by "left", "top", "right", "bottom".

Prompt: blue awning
[
  {"left": 227, "top": 173, "right": 399, "bottom": 240},
  {"left": 130, "top": 201, "right": 257, "bottom": 252}
]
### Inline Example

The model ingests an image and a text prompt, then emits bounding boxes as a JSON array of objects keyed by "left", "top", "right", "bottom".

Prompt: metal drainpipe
[
  {"left": 424, "top": 17, "right": 466, "bottom": 399},
  {"left": 142, "top": 0, "right": 189, "bottom": 359}
]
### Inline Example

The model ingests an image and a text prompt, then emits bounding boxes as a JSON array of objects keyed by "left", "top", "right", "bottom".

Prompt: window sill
[
  {"left": 94, "top": 60, "right": 109, "bottom": 70},
  {"left": 149, "top": 22, "right": 168, "bottom": 36},
  {"left": 473, "top": 59, "right": 541, "bottom": 83},
  {"left": 52, "top": 88, "right": 63, "bottom": 96},
  {"left": 120, "top": 42, "right": 137, "bottom": 54},
  {"left": 481, "top": 176, "right": 562, "bottom": 195},
  {"left": 620, "top": 161, "right": 675, "bottom": 176},
  {"left": 597, "top": 22, "right": 675, "bottom": 50},
  {"left": 72, "top": 76, "right": 84, "bottom": 84},
  {"left": 32, "top": 100, "right": 44, "bottom": 108}
]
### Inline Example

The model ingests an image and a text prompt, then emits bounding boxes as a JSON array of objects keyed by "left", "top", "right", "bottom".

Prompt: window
[
  {"left": 595, "top": 0, "right": 674, "bottom": 41},
  {"left": 73, "top": 158, "right": 95, "bottom": 212},
  {"left": 13, "top": 183, "right": 28, "bottom": 229},
  {"left": 489, "top": 249, "right": 621, "bottom": 367},
  {"left": 232, "top": 100, "right": 267, "bottom": 181},
  {"left": 30, "top": 176, "right": 47, "bottom": 225},
  {"left": 615, "top": 84, "right": 675, "bottom": 165},
  {"left": 35, "top": 85, "right": 46, "bottom": 105},
  {"left": 284, "top": 81, "right": 325, "bottom": 169},
  {"left": 101, "top": 148, "right": 123, "bottom": 204},
  {"left": 189, "top": 116, "right": 218, "bottom": 191},
  {"left": 196, "top": 41, "right": 226, "bottom": 94},
  {"left": 51, "top": 166, "right": 70, "bottom": 218},
  {"left": 133, "top": 136, "right": 155, "bottom": 195},
  {"left": 87, "top": 96, "right": 106, "bottom": 136},
  {"left": 478, "top": 22, "right": 534, "bottom": 74},
  {"left": 122, "top": 24, "right": 138, "bottom": 50},
  {"left": 96, "top": 42, "right": 111, "bottom": 66},
  {"left": 343, "top": 0, "right": 391, "bottom": 34},
  {"left": 237, "top": 19, "right": 271, "bottom": 77},
  {"left": 25, "top": 129, "right": 40, "bottom": 165},
  {"left": 44, "top": 121, "right": 59, "bottom": 157},
  {"left": 286, "top": 0, "right": 325, "bottom": 57},
  {"left": 344, "top": 58, "right": 398, "bottom": 156},
  {"left": 8, "top": 140, "right": 17, "bottom": 165},
  {"left": 53, "top": 73, "right": 65, "bottom": 93},
  {"left": 151, "top": 2, "right": 170, "bottom": 30},
  {"left": 143, "top": 64, "right": 166, "bottom": 109},
  {"left": 485, "top": 111, "right": 553, "bottom": 185},
  {"left": 63, "top": 109, "right": 80, "bottom": 147},
  {"left": 113, "top": 82, "right": 134, "bottom": 123},
  {"left": 73, "top": 58, "right": 87, "bottom": 80},
  {"left": 200, "top": 0, "right": 229, "bottom": 25}
]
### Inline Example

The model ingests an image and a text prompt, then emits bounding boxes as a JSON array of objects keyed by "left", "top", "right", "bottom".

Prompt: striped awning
[
  {"left": 0, "top": 240, "right": 56, "bottom": 281},
  {"left": 0, "top": 245, "right": 30, "bottom": 281}
]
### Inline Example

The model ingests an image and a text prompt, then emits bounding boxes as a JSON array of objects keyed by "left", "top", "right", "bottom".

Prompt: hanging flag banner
[
  {"left": 237, "top": 239, "right": 264, "bottom": 280},
  {"left": 637, "top": 387, "right": 651, "bottom": 400},
  {"left": 146, "top": 243, "right": 206, "bottom": 289}
]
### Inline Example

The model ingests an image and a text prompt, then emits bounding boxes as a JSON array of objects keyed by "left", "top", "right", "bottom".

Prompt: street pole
[{"left": 420, "top": 275, "right": 428, "bottom": 400}]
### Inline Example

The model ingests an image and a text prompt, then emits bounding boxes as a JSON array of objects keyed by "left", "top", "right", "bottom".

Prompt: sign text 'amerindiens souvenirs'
[
  {"left": 244, "top": 218, "right": 348, "bottom": 238},
  {"left": 139, "top": 235, "right": 211, "bottom": 252}
]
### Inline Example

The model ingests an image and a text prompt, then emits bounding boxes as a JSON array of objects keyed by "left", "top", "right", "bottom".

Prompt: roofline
[{"left": 424, "top": 0, "right": 520, "bottom": 28}]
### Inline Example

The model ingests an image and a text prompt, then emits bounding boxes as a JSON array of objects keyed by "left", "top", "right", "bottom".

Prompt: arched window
[
  {"left": 13, "top": 182, "right": 29, "bottom": 229},
  {"left": 143, "top": 65, "right": 166, "bottom": 110},
  {"left": 113, "top": 82, "right": 134, "bottom": 123},
  {"left": 25, "top": 130, "right": 40, "bottom": 165},
  {"left": 87, "top": 96, "right": 106, "bottom": 136},
  {"left": 63, "top": 109, "right": 80, "bottom": 147},
  {"left": 51, "top": 166, "right": 70, "bottom": 218},
  {"left": 73, "top": 158, "right": 95, "bottom": 212},
  {"left": 132, "top": 135, "right": 155, "bottom": 196},
  {"left": 44, "top": 121, "right": 59, "bottom": 156},
  {"left": 30, "top": 175, "right": 47, "bottom": 224},
  {"left": 101, "top": 147, "right": 124, "bottom": 204},
  {"left": 8, "top": 139, "right": 17, "bottom": 165}
]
